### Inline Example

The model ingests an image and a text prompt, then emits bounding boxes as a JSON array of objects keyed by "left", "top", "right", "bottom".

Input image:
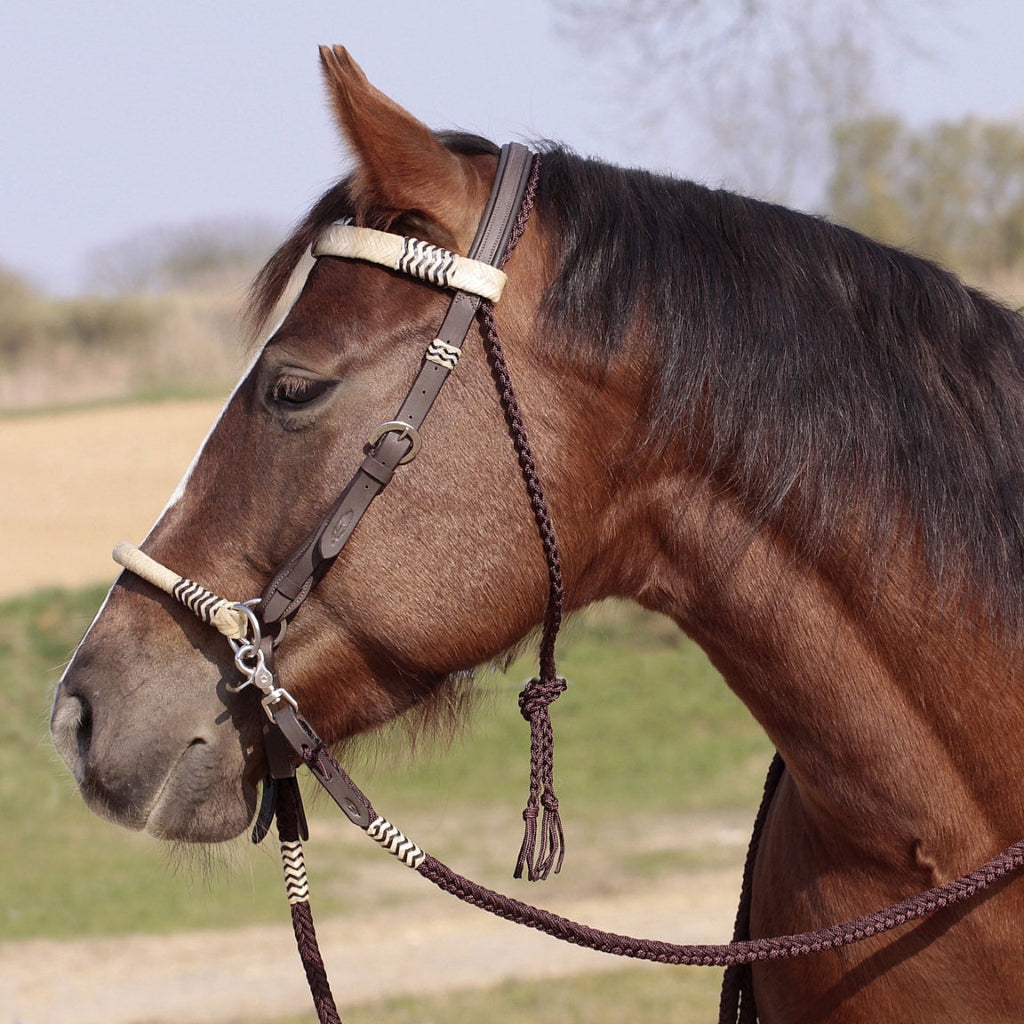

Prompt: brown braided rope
[
  {"left": 298, "top": 738, "right": 1024, "bottom": 970},
  {"left": 478, "top": 155, "right": 570, "bottom": 883},
  {"left": 718, "top": 753, "right": 786, "bottom": 1022},
  {"left": 416, "top": 840, "right": 1024, "bottom": 966},
  {"left": 276, "top": 778, "right": 343, "bottom": 1024}
]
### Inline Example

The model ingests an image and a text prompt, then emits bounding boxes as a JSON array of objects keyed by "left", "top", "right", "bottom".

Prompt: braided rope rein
[
  {"left": 478, "top": 158, "right": 569, "bottom": 883},
  {"left": 111, "top": 541, "right": 1024, "bottom": 974},
  {"left": 307, "top": 742, "right": 1024, "bottom": 971}
]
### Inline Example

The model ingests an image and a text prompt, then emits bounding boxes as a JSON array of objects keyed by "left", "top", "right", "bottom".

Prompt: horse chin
[
  {"left": 143, "top": 742, "right": 259, "bottom": 843},
  {"left": 53, "top": 693, "right": 260, "bottom": 844}
]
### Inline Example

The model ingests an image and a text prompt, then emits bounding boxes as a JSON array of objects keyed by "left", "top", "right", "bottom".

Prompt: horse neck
[{"left": 613, "top": 477, "right": 1024, "bottom": 868}]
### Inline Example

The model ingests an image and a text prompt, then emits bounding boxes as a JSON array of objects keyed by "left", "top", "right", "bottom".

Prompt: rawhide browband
[{"left": 312, "top": 223, "right": 508, "bottom": 302}]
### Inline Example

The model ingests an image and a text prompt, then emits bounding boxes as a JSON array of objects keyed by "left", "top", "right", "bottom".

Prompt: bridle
[{"left": 111, "top": 143, "right": 1024, "bottom": 1024}]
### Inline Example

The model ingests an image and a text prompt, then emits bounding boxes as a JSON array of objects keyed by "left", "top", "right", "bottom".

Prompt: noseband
[{"left": 111, "top": 143, "right": 1024, "bottom": 1024}]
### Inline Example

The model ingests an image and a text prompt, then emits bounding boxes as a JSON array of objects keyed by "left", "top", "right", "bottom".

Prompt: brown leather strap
[
  {"left": 258, "top": 143, "right": 535, "bottom": 627},
  {"left": 273, "top": 703, "right": 374, "bottom": 828}
]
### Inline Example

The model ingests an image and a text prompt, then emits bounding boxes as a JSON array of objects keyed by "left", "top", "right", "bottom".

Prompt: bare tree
[
  {"left": 85, "top": 217, "right": 282, "bottom": 294},
  {"left": 831, "top": 113, "right": 1024, "bottom": 278},
  {"left": 550, "top": 0, "right": 939, "bottom": 204}
]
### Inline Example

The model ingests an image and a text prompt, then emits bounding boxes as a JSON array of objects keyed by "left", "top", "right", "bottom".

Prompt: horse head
[
  {"left": 49, "top": 43, "right": 1024, "bottom": 1022},
  {"left": 50, "top": 48, "right": 644, "bottom": 843}
]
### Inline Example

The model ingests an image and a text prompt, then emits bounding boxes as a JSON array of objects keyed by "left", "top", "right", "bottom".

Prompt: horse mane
[
  {"left": 247, "top": 137, "right": 1024, "bottom": 635},
  {"left": 535, "top": 148, "right": 1024, "bottom": 634}
]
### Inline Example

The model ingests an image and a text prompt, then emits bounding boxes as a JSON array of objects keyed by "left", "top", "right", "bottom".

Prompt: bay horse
[{"left": 51, "top": 47, "right": 1024, "bottom": 1022}]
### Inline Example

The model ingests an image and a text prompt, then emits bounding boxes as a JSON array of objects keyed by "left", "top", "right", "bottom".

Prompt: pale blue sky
[{"left": 3, "top": 0, "right": 1022, "bottom": 293}]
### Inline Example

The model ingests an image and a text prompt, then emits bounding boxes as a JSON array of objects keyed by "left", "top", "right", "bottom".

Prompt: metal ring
[
  {"left": 227, "top": 600, "right": 263, "bottom": 651},
  {"left": 367, "top": 420, "right": 422, "bottom": 464}
]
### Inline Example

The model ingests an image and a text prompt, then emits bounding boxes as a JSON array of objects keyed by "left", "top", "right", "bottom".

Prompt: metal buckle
[
  {"left": 368, "top": 420, "right": 421, "bottom": 464},
  {"left": 261, "top": 687, "right": 300, "bottom": 722}
]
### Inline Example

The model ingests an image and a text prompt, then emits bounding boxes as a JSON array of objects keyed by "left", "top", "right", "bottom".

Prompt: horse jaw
[{"left": 50, "top": 578, "right": 262, "bottom": 842}]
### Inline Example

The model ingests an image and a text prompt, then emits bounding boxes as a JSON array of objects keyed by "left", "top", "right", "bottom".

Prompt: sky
[{"left": 3, "top": 0, "right": 1023, "bottom": 294}]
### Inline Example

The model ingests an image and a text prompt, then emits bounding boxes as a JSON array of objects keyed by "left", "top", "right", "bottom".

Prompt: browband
[{"left": 312, "top": 223, "right": 507, "bottom": 302}]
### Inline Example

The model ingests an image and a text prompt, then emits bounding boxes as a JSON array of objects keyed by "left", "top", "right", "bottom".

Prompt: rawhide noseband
[{"left": 111, "top": 143, "right": 1024, "bottom": 1024}]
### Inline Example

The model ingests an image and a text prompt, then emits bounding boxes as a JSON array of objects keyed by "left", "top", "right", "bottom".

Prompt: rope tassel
[{"left": 514, "top": 675, "right": 567, "bottom": 881}]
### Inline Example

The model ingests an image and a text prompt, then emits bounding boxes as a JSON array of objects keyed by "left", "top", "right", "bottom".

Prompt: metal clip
[
  {"left": 261, "top": 686, "right": 299, "bottom": 722},
  {"left": 230, "top": 644, "right": 276, "bottom": 694},
  {"left": 227, "top": 601, "right": 276, "bottom": 696},
  {"left": 225, "top": 600, "right": 300, "bottom": 720}
]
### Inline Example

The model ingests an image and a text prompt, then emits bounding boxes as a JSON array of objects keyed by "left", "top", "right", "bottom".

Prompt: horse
[{"left": 51, "top": 46, "right": 1024, "bottom": 1022}]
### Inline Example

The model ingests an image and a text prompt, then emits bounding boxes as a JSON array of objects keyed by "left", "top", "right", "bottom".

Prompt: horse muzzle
[{"left": 50, "top": 584, "right": 262, "bottom": 843}]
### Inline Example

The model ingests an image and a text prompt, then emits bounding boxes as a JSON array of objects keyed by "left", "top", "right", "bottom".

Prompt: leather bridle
[
  {"left": 239, "top": 142, "right": 566, "bottom": 870},
  {"left": 116, "top": 139, "right": 563, "bottom": 851},
  {"left": 256, "top": 142, "right": 537, "bottom": 633}
]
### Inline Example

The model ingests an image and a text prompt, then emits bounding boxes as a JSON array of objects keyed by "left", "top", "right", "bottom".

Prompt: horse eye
[{"left": 269, "top": 375, "right": 333, "bottom": 407}]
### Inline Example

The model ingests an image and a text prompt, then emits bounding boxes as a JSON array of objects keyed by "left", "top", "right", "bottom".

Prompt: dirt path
[
  {"left": 1, "top": 869, "right": 739, "bottom": 1024},
  {"left": 1, "top": 400, "right": 744, "bottom": 1024},
  {"left": 0, "top": 399, "right": 225, "bottom": 598}
]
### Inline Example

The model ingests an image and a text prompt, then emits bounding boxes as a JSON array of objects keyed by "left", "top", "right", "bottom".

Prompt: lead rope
[
  {"left": 478, "top": 157, "right": 568, "bottom": 882},
  {"left": 275, "top": 776, "right": 343, "bottom": 1024},
  {"left": 717, "top": 753, "right": 786, "bottom": 1023},
  {"left": 264, "top": 719, "right": 1024, "bottom": 979}
]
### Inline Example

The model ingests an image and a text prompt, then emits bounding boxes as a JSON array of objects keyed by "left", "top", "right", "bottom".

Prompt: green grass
[
  {"left": 361, "top": 602, "right": 771, "bottom": 817},
  {"left": 262, "top": 966, "right": 723, "bottom": 1024},
  {"left": 0, "top": 585, "right": 294, "bottom": 937},
  {"left": 1, "top": 585, "right": 771, "bottom": 941}
]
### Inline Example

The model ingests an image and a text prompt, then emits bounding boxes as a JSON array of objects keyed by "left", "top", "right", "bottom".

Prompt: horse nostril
[
  {"left": 50, "top": 690, "right": 93, "bottom": 781},
  {"left": 76, "top": 696, "right": 93, "bottom": 762}
]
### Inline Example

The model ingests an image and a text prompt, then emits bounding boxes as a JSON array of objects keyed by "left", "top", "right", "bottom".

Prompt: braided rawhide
[
  {"left": 112, "top": 542, "right": 249, "bottom": 640},
  {"left": 313, "top": 223, "right": 508, "bottom": 302}
]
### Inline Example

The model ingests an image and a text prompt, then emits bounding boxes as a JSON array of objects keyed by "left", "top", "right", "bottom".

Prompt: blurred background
[
  {"left": 4, "top": 0, "right": 1023, "bottom": 409},
  {"left": 2, "top": 1, "right": 1022, "bottom": 1022}
]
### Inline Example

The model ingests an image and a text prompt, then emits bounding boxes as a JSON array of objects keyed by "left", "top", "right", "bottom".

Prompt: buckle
[{"left": 368, "top": 420, "right": 421, "bottom": 464}]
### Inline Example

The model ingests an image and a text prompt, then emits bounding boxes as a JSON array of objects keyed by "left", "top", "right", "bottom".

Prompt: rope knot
[
  {"left": 301, "top": 740, "right": 334, "bottom": 782},
  {"left": 517, "top": 675, "right": 567, "bottom": 720},
  {"left": 514, "top": 674, "right": 567, "bottom": 882}
]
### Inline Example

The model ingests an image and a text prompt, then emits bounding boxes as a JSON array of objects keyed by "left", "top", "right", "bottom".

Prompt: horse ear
[{"left": 319, "top": 46, "right": 474, "bottom": 241}]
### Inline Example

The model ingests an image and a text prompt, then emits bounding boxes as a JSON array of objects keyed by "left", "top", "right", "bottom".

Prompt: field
[{"left": 0, "top": 400, "right": 772, "bottom": 1023}]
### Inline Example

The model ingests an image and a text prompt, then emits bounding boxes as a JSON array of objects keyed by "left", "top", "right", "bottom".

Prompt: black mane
[{"left": 536, "top": 147, "right": 1024, "bottom": 630}]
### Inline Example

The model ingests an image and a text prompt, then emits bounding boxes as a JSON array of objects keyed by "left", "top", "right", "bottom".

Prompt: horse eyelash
[{"left": 270, "top": 375, "right": 334, "bottom": 406}]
